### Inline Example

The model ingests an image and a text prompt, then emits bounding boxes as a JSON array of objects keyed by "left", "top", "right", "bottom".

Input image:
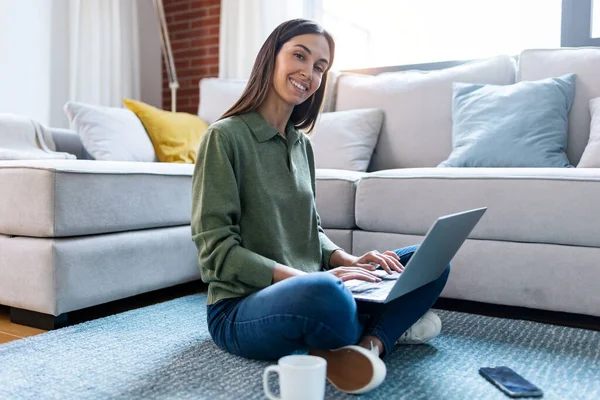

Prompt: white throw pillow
[
  {"left": 578, "top": 97, "right": 600, "bottom": 167},
  {"left": 309, "top": 108, "right": 384, "bottom": 172},
  {"left": 64, "top": 101, "right": 157, "bottom": 162}
]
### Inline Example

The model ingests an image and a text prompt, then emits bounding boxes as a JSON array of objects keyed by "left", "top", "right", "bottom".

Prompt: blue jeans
[{"left": 207, "top": 245, "right": 450, "bottom": 360}]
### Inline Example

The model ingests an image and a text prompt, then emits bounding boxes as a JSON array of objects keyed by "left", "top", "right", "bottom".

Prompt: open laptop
[{"left": 346, "top": 207, "right": 487, "bottom": 303}]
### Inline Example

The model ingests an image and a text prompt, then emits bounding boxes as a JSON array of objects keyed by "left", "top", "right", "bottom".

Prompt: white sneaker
[
  {"left": 309, "top": 342, "right": 386, "bottom": 394},
  {"left": 396, "top": 310, "right": 442, "bottom": 345}
]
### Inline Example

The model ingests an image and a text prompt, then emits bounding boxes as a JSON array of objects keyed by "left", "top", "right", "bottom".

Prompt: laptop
[{"left": 345, "top": 207, "right": 487, "bottom": 303}]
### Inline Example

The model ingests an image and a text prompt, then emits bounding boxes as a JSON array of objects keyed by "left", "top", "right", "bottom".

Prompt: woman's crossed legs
[{"left": 207, "top": 245, "right": 450, "bottom": 360}]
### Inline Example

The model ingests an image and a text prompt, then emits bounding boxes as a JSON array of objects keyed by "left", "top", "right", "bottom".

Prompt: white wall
[
  {"left": 0, "top": 0, "right": 162, "bottom": 129},
  {"left": 0, "top": 0, "right": 52, "bottom": 125}
]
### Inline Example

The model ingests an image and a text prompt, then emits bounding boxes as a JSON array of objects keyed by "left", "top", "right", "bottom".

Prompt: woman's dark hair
[{"left": 219, "top": 19, "right": 335, "bottom": 133}]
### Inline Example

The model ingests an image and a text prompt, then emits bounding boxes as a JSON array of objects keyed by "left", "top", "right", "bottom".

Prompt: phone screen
[{"left": 479, "top": 366, "right": 543, "bottom": 398}]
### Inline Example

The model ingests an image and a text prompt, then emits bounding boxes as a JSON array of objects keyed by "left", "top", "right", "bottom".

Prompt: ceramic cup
[{"left": 263, "top": 354, "right": 327, "bottom": 400}]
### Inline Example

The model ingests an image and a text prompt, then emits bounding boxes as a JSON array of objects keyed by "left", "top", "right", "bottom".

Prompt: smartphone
[{"left": 479, "top": 366, "right": 543, "bottom": 398}]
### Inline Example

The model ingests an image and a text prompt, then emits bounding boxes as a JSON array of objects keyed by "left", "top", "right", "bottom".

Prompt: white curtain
[
  {"left": 219, "top": 0, "right": 322, "bottom": 80},
  {"left": 68, "top": 0, "right": 141, "bottom": 106}
]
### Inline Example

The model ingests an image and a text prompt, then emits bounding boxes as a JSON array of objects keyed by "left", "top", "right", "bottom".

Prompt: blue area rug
[{"left": 1, "top": 293, "right": 599, "bottom": 399}]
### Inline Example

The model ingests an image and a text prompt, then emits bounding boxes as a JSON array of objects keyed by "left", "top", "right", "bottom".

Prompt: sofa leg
[{"left": 10, "top": 307, "right": 69, "bottom": 330}]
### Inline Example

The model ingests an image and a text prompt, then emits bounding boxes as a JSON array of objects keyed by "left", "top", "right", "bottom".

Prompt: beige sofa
[{"left": 1, "top": 48, "right": 599, "bottom": 329}]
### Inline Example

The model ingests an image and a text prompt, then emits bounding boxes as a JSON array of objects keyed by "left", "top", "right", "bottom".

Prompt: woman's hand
[
  {"left": 351, "top": 250, "right": 404, "bottom": 275},
  {"left": 327, "top": 266, "right": 382, "bottom": 282}
]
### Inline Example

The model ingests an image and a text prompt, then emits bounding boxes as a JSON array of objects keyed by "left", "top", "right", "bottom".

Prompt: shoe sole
[{"left": 309, "top": 347, "right": 382, "bottom": 393}]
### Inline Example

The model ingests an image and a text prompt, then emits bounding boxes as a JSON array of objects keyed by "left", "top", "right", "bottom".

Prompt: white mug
[{"left": 263, "top": 355, "right": 327, "bottom": 400}]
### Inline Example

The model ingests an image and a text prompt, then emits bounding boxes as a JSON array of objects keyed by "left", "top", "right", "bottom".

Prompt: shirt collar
[{"left": 239, "top": 111, "right": 301, "bottom": 144}]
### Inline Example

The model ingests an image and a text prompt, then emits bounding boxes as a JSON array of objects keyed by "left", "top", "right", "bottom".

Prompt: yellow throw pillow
[{"left": 123, "top": 98, "right": 209, "bottom": 163}]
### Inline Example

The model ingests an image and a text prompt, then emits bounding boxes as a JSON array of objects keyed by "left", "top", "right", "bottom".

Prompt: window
[
  {"left": 561, "top": 0, "right": 600, "bottom": 46},
  {"left": 593, "top": 0, "right": 600, "bottom": 38},
  {"left": 321, "top": 0, "right": 562, "bottom": 70}
]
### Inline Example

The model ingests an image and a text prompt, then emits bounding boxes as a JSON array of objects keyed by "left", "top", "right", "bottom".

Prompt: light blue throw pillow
[{"left": 439, "top": 73, "right": 576, "bottom": 168}]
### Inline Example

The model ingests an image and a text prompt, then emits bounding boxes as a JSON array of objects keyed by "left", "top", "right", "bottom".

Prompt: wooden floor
[
  {"left": 1, "top": 281, "right": 599, "bottom": 345},
  {"left": 0, "top": 307, "right": 45, "bottom": 344},
  {"left": 0, "top": 281, "right": 204, "bottom": 345}
]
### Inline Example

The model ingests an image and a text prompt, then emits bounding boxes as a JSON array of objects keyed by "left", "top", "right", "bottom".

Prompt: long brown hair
[{"left": 219, "top": 19, "right": 335, "bottom": 133}]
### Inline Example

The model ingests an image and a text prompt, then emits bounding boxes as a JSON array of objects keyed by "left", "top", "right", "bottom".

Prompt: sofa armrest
[{"left": 50, "top": 128, "right": 93, "bottom": 160}]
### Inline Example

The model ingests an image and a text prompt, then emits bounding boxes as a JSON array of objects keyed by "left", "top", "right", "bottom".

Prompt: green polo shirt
[{"left": 191, "top": 111, "right": 342, "bottom": 305}]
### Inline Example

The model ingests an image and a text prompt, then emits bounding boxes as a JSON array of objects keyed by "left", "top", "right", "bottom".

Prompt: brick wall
[{"left": 162, "top": 0, "right": 221, "bottom": 114}]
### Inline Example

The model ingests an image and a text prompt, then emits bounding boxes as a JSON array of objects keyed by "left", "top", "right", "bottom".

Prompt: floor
[
  {"left": 0, "top": 307, "right": 45, "bottom": 344},
  {"left": 1, "top": 281, "right": 599, "bottom": 346}
]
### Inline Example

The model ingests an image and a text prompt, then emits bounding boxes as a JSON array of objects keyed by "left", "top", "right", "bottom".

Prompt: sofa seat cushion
[
  {"left": 315, "top": 169, "right": 366, "bottom": 229},
  {"left": 355, "top": 168, "right": 600, "bottom": 247},
  {"left": 0, "top": 226, "right": 199, "bottom": 315},
  {"left": 0, "top": 160, "right": 193, "bottom": 237},
  {"left": 352, "top": 231, "right": 600, "bottom": 317}
]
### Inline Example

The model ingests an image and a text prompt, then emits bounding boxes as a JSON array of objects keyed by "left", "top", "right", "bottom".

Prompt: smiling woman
[
  {"left": 259, "top": 34, "right": 331, "bottom": 134},
  {"left": 191, "top": 19, "right": 450, "bottom": 396},
  {"left": 280, "top": 41, "right": 330, "bottom": 97},
  {"left": 220, "top": 19, "right": 335, "bottom": 133}
]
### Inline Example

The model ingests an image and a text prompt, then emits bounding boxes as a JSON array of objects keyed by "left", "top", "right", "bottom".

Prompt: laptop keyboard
[{"left": 371, "top": 269, "right": 402, "bottom": 280}]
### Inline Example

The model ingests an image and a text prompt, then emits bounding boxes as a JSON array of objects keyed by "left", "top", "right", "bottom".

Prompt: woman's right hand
[{"left": 327, "top": 267, "right": 382, "bottom": 283}]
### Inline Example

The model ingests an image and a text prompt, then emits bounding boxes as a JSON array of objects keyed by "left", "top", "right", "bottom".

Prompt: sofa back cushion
[
  {"left": 578, "top": 97, "right": 600, "bottom": 167},
  {"left": 518, "top": 48, "right": 600, "bottom": 166},
  {"left": 197, "top": 71, "right": 342, "bottom": 125},
  {"left": 197, "top": 78, "right": 247, "bottom": 124},
  {"left": 334, "top": 56, "right": 517, "bottom": 170},
  {"left": 50, "top": 128, "right": 88, "bottom": 159}
]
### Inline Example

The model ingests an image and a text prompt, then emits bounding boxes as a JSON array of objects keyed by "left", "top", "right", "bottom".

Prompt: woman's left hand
[{"left": 350, "top": 250, "right": 404, "bottom": 274}]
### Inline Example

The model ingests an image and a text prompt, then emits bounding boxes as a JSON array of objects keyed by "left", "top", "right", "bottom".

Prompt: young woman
[{"left": 191, "top": 19, "right": 450, "bottom": 394}]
